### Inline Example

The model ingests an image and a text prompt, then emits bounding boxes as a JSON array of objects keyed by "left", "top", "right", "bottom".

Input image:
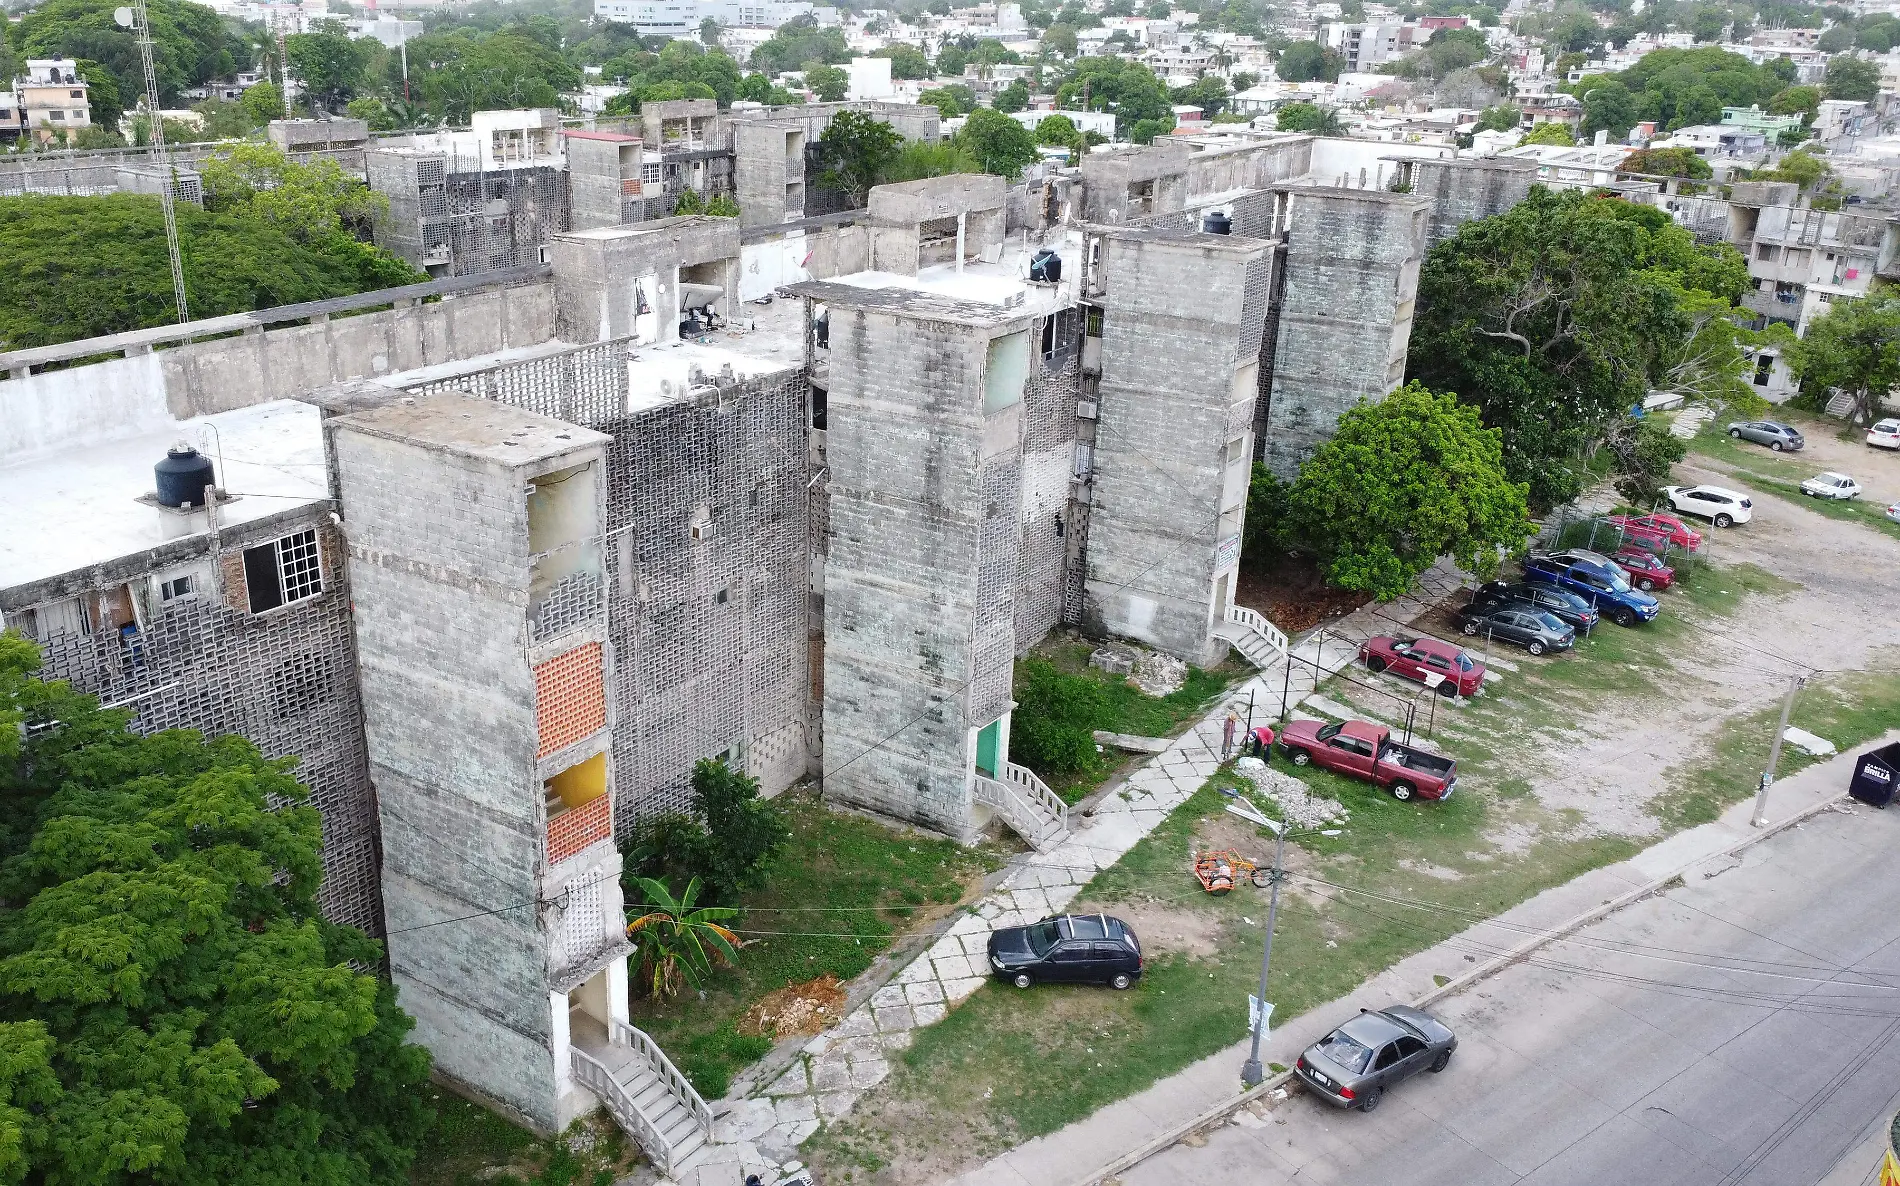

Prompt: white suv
[{"left": 1661, "top": 484, "right": 1754, "bottom": 527}]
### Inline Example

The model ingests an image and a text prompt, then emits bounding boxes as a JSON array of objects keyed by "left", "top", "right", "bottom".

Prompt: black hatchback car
[
  {"left": 988, "top": 913, "right": 1143, "bottom": 990},
  {"left": 1468, "top": 580, "right": 1599, "bottom": 632}
]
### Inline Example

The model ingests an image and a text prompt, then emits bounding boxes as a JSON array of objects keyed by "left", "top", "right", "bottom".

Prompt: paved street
[{"left": 1123, "top": 802, "right": 1900, "bottom": 1186}]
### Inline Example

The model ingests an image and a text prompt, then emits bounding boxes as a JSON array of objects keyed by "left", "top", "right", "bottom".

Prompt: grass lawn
[
  {"left": 1687, "top": 421, "right": 1900, "bottom": 542},
  {"left": 411, "top": 1096, "right": 632, "bottom": 1186},
  {"left": 808, "top": 547, "right": 1900, "bottom": 1182},
  {"left": 628, "top": 787, "right": 1010, "bottom": 1099},
  {"left": 1019, "top": 632, "right": 1251, "bottom": 804}
]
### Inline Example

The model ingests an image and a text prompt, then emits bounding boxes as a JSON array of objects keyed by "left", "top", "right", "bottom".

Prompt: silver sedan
[
  {"left": 1293, "top": 1005, "right": 1457, "bottom": 1112},
  {"left": 1727, "top": 420, "right": 1805, "bottom": 451}
]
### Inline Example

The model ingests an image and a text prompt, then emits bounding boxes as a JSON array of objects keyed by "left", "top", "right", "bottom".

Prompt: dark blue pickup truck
[{"left": 1522, "top": 550, "right": 1661, "bottom": 627}]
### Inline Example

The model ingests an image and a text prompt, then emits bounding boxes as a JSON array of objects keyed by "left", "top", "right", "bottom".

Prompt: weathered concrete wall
[
  {"left": 330, "top": 397, "right": 618, "bottom": 1136},
  {"left": 567, "top": 134, "right": 642, "bottom": 231},
  {"left": 1182, "top": 135, "right": 1314, "bottom": 199},
  {"left": 0, "top": 279, "right": 557, "bottom": 461},
  {"left": 735, "top": 120, "right": 803, "bottom": 228},
  {"left": 811, "top": 285, "right": 1031, "bottom": 840},
  {"left": 1080, "top": 146, "right": 1192, "bottom": 224},
  {"left": 867, "top": 173, "right": 1008, "bottom": 274},
  {"left": 1408, "top": 156, "right": 1537, "bottom": 244},
  {"left": 1262, "top": 185, "right": 1429, "bottom": 477},
  {"left": 549, "top": 217, "right": 742, "bottom": 343},
  {"left": 1085, "top": 228, "right": 1271, "bottom": 665}
]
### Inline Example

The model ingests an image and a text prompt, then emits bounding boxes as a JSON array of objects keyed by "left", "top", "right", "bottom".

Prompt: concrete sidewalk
[{"left": 945, "top": 730, "right": 1900, "bottom": 1186}]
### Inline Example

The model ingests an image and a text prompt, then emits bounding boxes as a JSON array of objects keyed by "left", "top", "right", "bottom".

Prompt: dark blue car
[{"left": 1522, "top": 550, "right": 1661, "bottom": 627}]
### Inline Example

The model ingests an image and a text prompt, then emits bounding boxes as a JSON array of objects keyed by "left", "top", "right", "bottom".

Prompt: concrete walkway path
[
  {"left": 945, "top": 730, "right": 1900, "bottom": 1186},
  {"left": 677, "top": 566, "right": 1473, "bottom": 1181}
]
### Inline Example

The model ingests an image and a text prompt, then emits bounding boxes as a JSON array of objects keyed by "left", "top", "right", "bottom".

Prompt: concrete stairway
[
  {"left": 1213, "top": 604, "right": 1289, "bottom": 668},
  {"left": 975, "top": 762, "right": 1069, "bottom": 850},
  {"left": 571, "top": 1017, "right": 712, "bottom": 1177}
]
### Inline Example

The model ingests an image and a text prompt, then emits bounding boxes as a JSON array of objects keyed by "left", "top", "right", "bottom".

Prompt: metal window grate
[{"left": 279, "top": 529, "right": 324, "bottom": 604}]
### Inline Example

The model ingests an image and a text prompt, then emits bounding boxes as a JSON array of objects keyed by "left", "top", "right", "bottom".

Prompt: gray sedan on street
[
  {"left": 1727, "top": 420, "right": 1805, "bottom": 451},
  {"left": 1294, "top": 1006, "right": 1457, "bottom": 1112}
]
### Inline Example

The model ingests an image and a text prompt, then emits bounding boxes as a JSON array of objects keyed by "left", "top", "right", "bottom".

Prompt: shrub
[
  {"left": 620, "top": 758, "right": 790, "bottom": 903},
  {"left": 1010, "top": 658, "right": 1104, "bottom": 777}
]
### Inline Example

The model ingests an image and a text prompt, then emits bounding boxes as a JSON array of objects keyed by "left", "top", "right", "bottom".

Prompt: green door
[{"left": 976, "top": 719, "right": 1001, "bottom": 779}]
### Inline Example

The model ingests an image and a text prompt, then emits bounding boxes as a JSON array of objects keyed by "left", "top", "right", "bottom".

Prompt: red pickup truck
[{"left": 1278, "top": 719, "right": 1458, "bottom": 802}]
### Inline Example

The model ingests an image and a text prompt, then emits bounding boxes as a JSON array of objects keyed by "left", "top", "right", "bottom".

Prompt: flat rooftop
[
  {"left": 823, "top": 230, "right": 1085, "bottom": 320},
  {"left": 0, "top": 399, "right": 328, "bottom": 591},
  {"left": 329, "top": 390, "right": 613, "bottom": 464}
]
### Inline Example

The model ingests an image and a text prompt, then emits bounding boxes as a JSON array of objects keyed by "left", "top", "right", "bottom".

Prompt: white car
[
  {"left": 1869, "top": 419, "right": 1900, "bottom": 450},
  {"left": 1801, "top": 471, "right": 1862, "bottom": 499},
  {"left": 1888, "top": 502, "right": 1900, "bottom": 524},
  {"left": 1661, "top": 484, "right": 1754, "bottom": 527}
]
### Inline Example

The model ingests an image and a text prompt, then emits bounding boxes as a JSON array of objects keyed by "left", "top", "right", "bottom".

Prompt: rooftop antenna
[{"left": 117, "top": 0, "right": 189, "bottom": 323}]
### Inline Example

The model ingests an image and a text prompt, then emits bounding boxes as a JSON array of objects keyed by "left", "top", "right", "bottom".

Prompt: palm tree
[
  {"left": 1312, "top": 105, "right": 1345, "bottom": 137},
  {"left": 625, "top": 876, "right": 741, "bottom": 1001}
]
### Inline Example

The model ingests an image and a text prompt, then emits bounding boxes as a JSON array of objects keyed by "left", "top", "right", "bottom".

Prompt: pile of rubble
[
  {"left": 1233, "top": 757, "right": 1350, "bottom": 829},
  {"left": 736, "top": 975, "right": 848, "bottom": 1039},
  {"left": 1089, "top": 641, "right": 1188, "bottom": 697}
]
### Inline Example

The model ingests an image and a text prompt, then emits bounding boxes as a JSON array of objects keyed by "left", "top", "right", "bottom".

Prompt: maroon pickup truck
[{"left": 1278, "top": 719, "right": 1457, "bottom": 802}]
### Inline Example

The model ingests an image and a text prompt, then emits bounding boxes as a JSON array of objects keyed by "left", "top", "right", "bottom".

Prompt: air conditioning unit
[
  {"left": 1076, "top": 400, "right": 1099, "bottom": 420},
  {"left": 690, "top": 520, "right": 715, "bottom": 542}
]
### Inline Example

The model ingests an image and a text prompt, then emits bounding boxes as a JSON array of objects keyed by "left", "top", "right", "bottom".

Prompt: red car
[
  {"left": 1611, "top": 549, "right": 1675, "bottom": 591},
  {"left": 1278, "top": 718, "right": 1458, "bottom": 801},
  {"left": 1607, "top": 512, "right": 1703, "bottom": 552},
  {"left": 1359, "top": 635, "right": 1486, "bottom": 698}
]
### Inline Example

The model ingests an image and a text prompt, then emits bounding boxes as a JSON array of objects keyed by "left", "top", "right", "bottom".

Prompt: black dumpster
[{"left": 1848, "top": 742, "right": 1900, "bottom": 808}]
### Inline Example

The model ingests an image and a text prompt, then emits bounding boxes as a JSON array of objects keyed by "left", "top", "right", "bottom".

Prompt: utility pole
[
  {"left": 1241, "top": 820, "right": 1340, "bottom": 1087},
  {"left": 1750, "top": 674, "right": 1807, "bottom": 827},
  {"left": 117, "top": 0, "right": 188, "bottom": 323}
]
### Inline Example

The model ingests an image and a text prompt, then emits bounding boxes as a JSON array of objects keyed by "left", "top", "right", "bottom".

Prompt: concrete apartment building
[
  {"left": 4, "top": 59, "right": 90, "bottom": 143},
  {"left": 1, "top": 127, "right": 1538, "bottom": 1168}
]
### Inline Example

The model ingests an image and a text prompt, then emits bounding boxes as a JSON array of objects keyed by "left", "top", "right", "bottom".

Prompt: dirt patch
[
  {"left": 735, "top": 975, "right": 847, "bottom": 1040},
  {"left": 1237, "top": 553, "right": 1375, "bottom": 634},
  {"left": 1075, "top": 897, "right": 1228, "bottom": 958}
]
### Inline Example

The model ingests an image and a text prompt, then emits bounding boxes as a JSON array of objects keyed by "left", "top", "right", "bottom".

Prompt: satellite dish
[{"left": 114, "top": 6, "right": 134, "bottom": 26}]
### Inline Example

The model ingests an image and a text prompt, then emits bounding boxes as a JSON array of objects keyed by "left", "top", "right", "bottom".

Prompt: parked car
[
  {"left": 1278, "top": 719, "right": 1458, "bottom": 801},
  {"left": 1468, "top": 580, "right": 1600, "bottom": 632},
  {"left": 1866, "top": 419, "right": 1900, "bottom": 450},
  {"left": 1294, "top": 1006, "right": 1458, "bottom": 1113},
  {"left": 1456, "top": 604, "right": 1574, "bottom": 654},
  {"left": 1728, "top": 420, "right": 1805, "bottom": 451},
  {"left": 1661, "top": 484, "right": 1754, "bottom": 528},
  {"left": 1888, "top": 502, "right": 1900, "bottom": 524},
  {"left": 1801, "top": 471, "right": 1862, "bottom": 500},
  {"left": 1611, "top": 549, "right": 1675, "bottom": 591},
  {"left": 987, "top": 913, "right": 1143, "bottom": 990},
  {"left": 1522, "top": 551, "right": 1661, "bottom": 626},
  {"left": 1359, "top": 635, "right": 1486, "bottom": 698},
  {"left": 1607, "top": 511, "right": 1703, "bottom": 552}
]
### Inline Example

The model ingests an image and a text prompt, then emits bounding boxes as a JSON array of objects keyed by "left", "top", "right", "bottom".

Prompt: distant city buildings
[{"left": 1, "top": 60, "right": 91, "bottom": 144}]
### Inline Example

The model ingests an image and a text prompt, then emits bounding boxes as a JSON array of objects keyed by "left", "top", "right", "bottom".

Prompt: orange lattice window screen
[
  {"left": 535, "top": 642, "right": 605, "bottom": 758},
  {"left": 548, "top": 793, "right": 613, "bottom": 865}
]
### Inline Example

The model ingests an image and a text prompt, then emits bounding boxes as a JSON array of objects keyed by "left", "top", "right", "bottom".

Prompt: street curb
[{"left": 1065, "top": 789, "right": 1853, "bottom": 1186}]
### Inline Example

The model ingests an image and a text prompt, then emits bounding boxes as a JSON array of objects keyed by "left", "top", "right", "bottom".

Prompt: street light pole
[
  {"left": 1750, "top": 674, "right": 1807, "bottom": 827},
  {"left": 1241, "top": 821, "right": 1341, "bottom": 1087}
]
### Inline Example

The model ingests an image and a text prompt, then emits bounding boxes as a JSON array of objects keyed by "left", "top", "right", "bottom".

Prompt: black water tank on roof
[
  {"left": 1202, "top": 210, "right": 1233, "bottom": 235},
  {"left": 155, "top": 443, "right": 215, "bottom": 508},
  {"left": 1029, "top": 248, "right": 1061, "bottom": 283}
]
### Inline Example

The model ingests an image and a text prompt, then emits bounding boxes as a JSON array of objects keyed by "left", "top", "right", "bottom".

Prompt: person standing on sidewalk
[{"left": 1223, "top": 710, "right": 1239, "bottom": 761}]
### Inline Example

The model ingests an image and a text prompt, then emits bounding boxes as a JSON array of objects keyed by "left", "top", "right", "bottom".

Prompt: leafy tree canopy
[
  {"left": 871, "top": 42, "right": 930, "bottom": 79},
  {"left": 814, "top": 110, "right": 903, "bottom": 206},
  {"left": 1571, "top": 47, "right": 1789, "bottom": 131},
  {"left": 1284, "top": 382, "right": 1532, "bottom": 600},
  {"left": 404, "top": 27, "right": 581, "bottom": 123},
  {"left": 1275, "top": 39, "right": 1343, "bottom": 82},
  {"left": 1054, "top": 56, "right": 1172, "bottom": 128},
  {"left": 0, "top": 635, "right": 432, "bottom": 1186},
  {"left": 1621, "top": 144, "right": 1712, "bottom": 177},
  {"left": 74, "top": 59, "right": 123, "bottom": 132},
  {"left": 0, "top": 192, "right": 424, "bottom": 351},
  {"left": 1580, "top": 78, "right": 1638, "bottom": 138},
  {"left": 992, "top": 79, "right": 1031, "bottom": 112},
  {"left": 1475, "top": 103, "right": 1519, "bottom": 132},
  {"left": 11, "top": 0, "right": 239, "bottom": 106},
  {"left": 1275, "top": 101, "right": 1343, "bottom": 135},
  {"left": 602, "top": 41, "right": 742, "bottom": 106},
  {"left": 285, "top": 20, "right": 372, "bottom": 113},
  {"left": 918, "top": 84, "right": 975, "bottom": 116},
  {"left": 881, "top": 138, "right": 985, "bottom": 182},
  {"left": 1521, "top": 120, "right": 1577, "bottom": 145},
  {"left": 1824, "top": 53, "right": 1880, "bottom": 101},
  {"left": 1769, "top": 83, "right": 1821, "bottom": 117},
  {"left": 1407, "top": 188, "right": 1750, "bottom": 508},
  {"left": 957, "top": 107, "right": 1041, "bottom": 179},
  {"left": 804, "top": 62, "right": 849, "bottom": 101},
  {"left": 1789, "top": 287, "right": 1900, "bottom": 425},
  {"left": 748, "top": 15, "right": 851, "bottom": 77}
]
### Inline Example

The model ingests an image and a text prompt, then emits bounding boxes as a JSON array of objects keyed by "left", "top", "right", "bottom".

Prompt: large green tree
[
  {"left": 11, "top": 0, "right": 239, "bottom": 106},
  {"left": 957, "top": 108, "right": 1041, "bottom": 179},
  {"left": 870, "top": 42, "right": 929, "bottom": 79},
  {"left": 1053, "top": 56, "right": 1171, "bottom": 130},
  {"left": 747, "top": 15, "right": 851, "bottom": 77},
  {"left": 1283, "top": 383, "right": 1532, "bottom": 600},
  {"left": 813, "top": 110, "right": 902, "bottom": 207},
  {"left": 285, "top": 20, "right": 371, "bottom": 113},
  {"left": 1407, "top": 188, "right": 1749, "bottom": 508},
  {"left": 1274, "top": 40, "right": 1342, "bottom": 82},
  {"left": 405, "top": 28, "right": 581, "bottom": 123},
  {"left": 0, "top": 634, "right": 432, "bottom": 1186},
  {"left": 1790, "top": 288, "right": 1900, "bottom": 426},
  {"left": 1824, "top": 53, "right": 1881, "bottom": 101},
  {"left": 1580, "top": 78, "right": 1638, "bottom": 138},
  {"left": 0, "top": 192, "right": 423, "bottom": 350}
]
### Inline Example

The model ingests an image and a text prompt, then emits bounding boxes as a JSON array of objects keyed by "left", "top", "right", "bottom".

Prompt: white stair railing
[
  {"left": 974, "top": 772, "right": 1066, "bottom": 849},
  {"left": 1224, "top": 604, "right": 1288, "bottom": 656},
  {"left": 573, "top": 1049, "right": 678, "bottom": 1175},
  {"left": 611, "top": 1019, "right": 714, "bottom": 1136},
  {"left": 1004, "top": 762, "right": 1068, "bottom": 837}
]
